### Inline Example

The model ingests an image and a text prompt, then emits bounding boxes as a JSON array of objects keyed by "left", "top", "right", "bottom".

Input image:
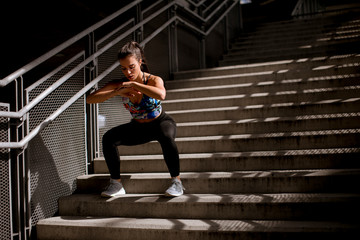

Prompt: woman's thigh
[
  {"left": 103, "top": 121, "right": 153, "bottom": 146},
  {"left": 156, "top": 114, "right": 177, "bottom": 140}
]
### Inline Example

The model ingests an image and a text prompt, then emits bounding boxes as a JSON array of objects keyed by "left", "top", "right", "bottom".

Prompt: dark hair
[{"left": 118, "top": 41, "right": 150, "bottom": 72}]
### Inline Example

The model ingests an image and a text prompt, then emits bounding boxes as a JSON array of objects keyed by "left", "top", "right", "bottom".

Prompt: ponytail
[{"left": 118, "top": 41, "right": 150, "bottom": 72}]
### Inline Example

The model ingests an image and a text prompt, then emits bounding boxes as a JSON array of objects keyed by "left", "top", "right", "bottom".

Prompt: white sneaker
[
  {"left": 101, "top": 179, "right": 126, "bottom": 197},
  {"left": 165, "top": 178, "right": 185, "bottom": 197}
]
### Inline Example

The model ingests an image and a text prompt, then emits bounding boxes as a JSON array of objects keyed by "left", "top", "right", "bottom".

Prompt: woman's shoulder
[{"left": 145, "top": 73, "right": 163, "bottom": 85}]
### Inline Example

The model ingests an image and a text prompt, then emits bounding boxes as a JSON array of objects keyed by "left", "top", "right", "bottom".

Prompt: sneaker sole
[
  {"left": 164, "top": 192, "right": 183, "bottom": 197},
  {"left": 101, "top": 191, "right": 126, "bottom": 198}
]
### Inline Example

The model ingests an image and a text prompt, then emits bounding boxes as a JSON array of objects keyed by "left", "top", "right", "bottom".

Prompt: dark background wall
[
  {"left": 0, "top": 0, "right": 293, "bottom": 79},
  {"left": 0, "top": 0, "right": 132, "bottom": 79},
  {"left": 1, "top": 0, "right": 242, "bottom": 81},
  {"left": 2, "top": 0, "right": 358, "bottom": 79}
]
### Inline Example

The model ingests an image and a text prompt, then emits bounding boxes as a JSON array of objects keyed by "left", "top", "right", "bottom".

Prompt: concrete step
[
  {"left": 168, "top": 99, "right": 360, "bottom": 123},
  {"left": 175, "top": 114, "right": 360, "bottom": 137},
  {"left": 116, "top": 129, "right": 360, "bottom": 155},
  {"left": 242, "top": 13, "right": 359, "bottom": 33},
  {"left": 58, "top": 193, "right": 360, "bottom": 221},
  {"left": 36, "top": 9, "right": 360, "bottom": 240},
  {"left": 241, "top": 21, "right": 332, "bottom": 34},
  {"left": 238, "top": 20, "right": 359, "bottom": 37},
  {"left": 76, "top": 169, "right": 360, "bottom": 194},
  {"left": 166, "top": 74, "right": 360, "bottom": 100},
  {"left": 239, "top": 24, "right": 351, "bottom": 39},
  {"left": 172, "top": 68, "right": 357, "bottom": 90},
  {"left": 223, "top": 39, "right": 360, "bottom": 60},
  {"left": 169, "top": 65, "right": 360, "bottom": 92},
  {"left": 219, "top": 46, "right": 360, "bottom": 66},
  {"left": 36, "top": 217, "right": 360, "bottom": 240},
  {"left": 220, "top": 52, "right": 360, "bottom": 68},
  {"left": 162, "top": 87, "right": 360, "bottom": 111},
  {"left": 171, "top": 53, "right": 360, "bottom": 80},
  {"left": 94, "top": 148, "right": 360, "bottom": 174},
  {"left": 231, "top": 29, "right": 360, "bottom": 52},
  {"left": 234, "top": 12, "right": 360, "bottom": 47},
  {"left": 233, "top": 27, "right": 360, "bottom": 47}
]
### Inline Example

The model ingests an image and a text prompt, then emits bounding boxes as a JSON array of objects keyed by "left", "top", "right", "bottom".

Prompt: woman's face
[{"left": 119, "top": 55, "right": 142, "bottom": 81}]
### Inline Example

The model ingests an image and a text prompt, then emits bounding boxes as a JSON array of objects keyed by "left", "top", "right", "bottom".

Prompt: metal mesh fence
[
  {"left": 93, "top": 1, "right": 236, "bottom": 156},
  {"left": 143, "top": 10, "right": 171, "bottom": 80},
  {"left": 95, "top": 8, "right": 174, "bottom": 157},
  {"left": 27, "top": 54, "right": 85, "bottom": 131},
  {"left": 0, "top": 103, "right": 11, "bottom": 240},
  {"left": 205, "top": 19, "right": 226, "bottom": 68},
  {"left": 0, "top": 2, "right": 242, "bottom": 239},
  {"left": 177, "top": 25, "right": 201, "bottom": 71},
  {"left": 26, "top": 54, "right": 87, "bottom": 225},
  {"left": 96, "top": 22, "right": 134, "bottom": 157}
]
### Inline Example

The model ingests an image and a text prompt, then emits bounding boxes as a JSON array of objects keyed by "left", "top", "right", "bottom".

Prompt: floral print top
[
  {"left": 122, "top": 94, "right": 162, "bottom": 120},
  {"left": 120, "top": 74, "right": 162, "bottom": 120}
]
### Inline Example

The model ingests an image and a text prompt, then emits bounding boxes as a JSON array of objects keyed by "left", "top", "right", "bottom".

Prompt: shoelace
[
  {"left": 106, "top": 182, "right": 121, "bottom": 191},
  {"left": 173, "top": 181, "right": 185, "bottom": 191}
]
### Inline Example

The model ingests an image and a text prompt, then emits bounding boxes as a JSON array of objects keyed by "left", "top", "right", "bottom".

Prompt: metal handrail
[
  {"left": 180, "top": 0, "right": 233, "bottom": 23},
  {"left": 0, "top": 0, "right": 239, "bottom": 148},
  {"left": 291, "top": 0, "right": 323, "bottom": 17},
  {"left": 186, "top": 0, "right": 207, "bottom": 8},
  {"left": 0, "top": 0, "right": 232, "bottom": 86},
  {"left": 292, "top": 0, "right": 304, "bottom": 16},
  {"left": 0, "top": 0, "right": 142, "bottom": 87},
  {"left": 1, "top": 52, "right": 85, "bottom": 119},
  {"left": 178, "top": 0, "right": 238, "bottom": 36},
  {"left": 143, "top": 0, "right": 164, "bottom": 15},
  {"left": 0, "top": 1, "right": 176, "bottom": 119},
  {"left": 0, "top": 0, "right": 236, "bottom": 118},
  {"left": 204, "top": 0, "right": 229, "bottom": 22},
  {"left": 0, "top": 61, "right": 120, "bottom": 149},
  {"left": 203, "top": 0, "right": 220, "bottom": 15}
]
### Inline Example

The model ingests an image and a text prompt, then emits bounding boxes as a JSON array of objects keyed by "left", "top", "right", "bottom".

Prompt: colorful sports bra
[{"left": 121, "top": 74, "right": 162, "bottom": 120}]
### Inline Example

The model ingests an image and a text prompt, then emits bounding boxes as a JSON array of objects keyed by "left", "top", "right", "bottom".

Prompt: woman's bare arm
[
  {"left": 86, "top": 82, "right": 140, "bottom": 104},
  {"left": 121, "top": 75, "right": 166, "bottom": 100}
]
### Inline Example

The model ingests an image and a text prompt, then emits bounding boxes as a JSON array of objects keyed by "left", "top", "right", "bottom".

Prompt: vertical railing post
[
  {"left": 86, "top": 91, "right": 97, "bottom": 174},
  {"left": 85, "top": 32, "right": 97, "bottom": 174},
  {"left": 25, "top": 148, "right": 31, "bottom": 240},
  {"left": 9, "top": 76, "right": 32, "bottom": 240},
  {"left": 198, "top": 3, "right": 206, "bottom": 69},
  {"left": 0, "top": 103, "right": 12, "bottom": 240},
  {"left": 223, "top": 15, "right": 229, "bottom": 53},
  {"left": 199, "top": 29, "right": 206, "bottom": 69},
  {"left": 10, "top": 148, "right": 19, "bottom": 240},
  {"left": 23, "top": 89, "right": 32, "bottom": 240},
  {"left": 9, "top": 138, "right": 29, "bottom": 240},
  {"left": 239, "top": 1, "right": 244, "bottom": 31},
  {"left": 168, "top": 4, "right": 179, "bottom": 77},
  {"left": 136, "top": 3, "right": 144, "bottom": 42}
]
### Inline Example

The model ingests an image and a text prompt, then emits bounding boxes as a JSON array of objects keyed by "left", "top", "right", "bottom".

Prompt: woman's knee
[
  {"left": 159, "top": 121, "right": 177, "bottom": 140},
  {"left": 102, "top": 128, "right": 119, "bottom": 147}
]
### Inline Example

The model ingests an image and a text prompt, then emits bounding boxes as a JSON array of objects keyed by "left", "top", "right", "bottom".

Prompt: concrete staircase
[
  {"left": 220, "top": 8, "right": 360, "bottom": 66},
  {"left": 36, "top": 10, "right": 360, "bottom": 240}
]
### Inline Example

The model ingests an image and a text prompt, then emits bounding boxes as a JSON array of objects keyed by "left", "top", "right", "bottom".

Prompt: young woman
[{"left": 86, "top": 41, "right": 184, "bottom": 197}]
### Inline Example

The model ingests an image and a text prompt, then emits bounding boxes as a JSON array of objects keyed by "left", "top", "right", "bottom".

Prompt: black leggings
[{"left": 102, "top": 111, "right": 180, "bottom": 179}]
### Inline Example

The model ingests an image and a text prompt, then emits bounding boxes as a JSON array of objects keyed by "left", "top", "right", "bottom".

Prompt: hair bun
[{"left": 118, "top": 41, "right": 150, "bottom": 72}]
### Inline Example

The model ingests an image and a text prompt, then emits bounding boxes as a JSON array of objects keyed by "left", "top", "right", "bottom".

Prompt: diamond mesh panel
[
  {"left": 227, "top": 6, "right": 240, "bottom": 43},
  {"left": 26, "top": 54, "right": 87, "bottom": 225},
  {"left": 177, "top": 25, "right": 201, "bottom": 71},
  {"left": 0, "top": 104, "right": 11, "bottom": 240},
  {"left": 96, "top": 23, "right": 134, "bottom": 157},
  {"left": 27, "top": 55, "right": 85, "bottom": 131},
  {"left": 143, "top": 11, "right": 170, "bottom": 80},
  {"left": 205, "top": 19, "right": 225, "bottom": 68}
]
